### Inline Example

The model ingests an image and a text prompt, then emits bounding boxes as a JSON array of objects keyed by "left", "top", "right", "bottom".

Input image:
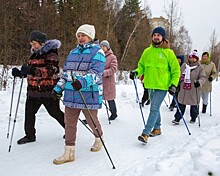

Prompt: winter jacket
[
  {"left": 102, "top": 49, "right": 118, "bottom": 100},
  {"left": 26, "top": 39, "right": 61, "bottom": 98},
  {"left": 178, "top": 59, "right": 206, "bottom": 105},
  {"left": 201, "top": 61, "right": 217, "bottom": 93},
  {"left": 135, "top": 40, "right": 180, "bottom": 90},
  {"left": 54, "top": 42, "right": 106, "bottom": 109}
]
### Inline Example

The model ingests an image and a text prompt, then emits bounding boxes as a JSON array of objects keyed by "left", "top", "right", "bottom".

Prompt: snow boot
[
  {"left": 138, "top": 133, "right": 148, "bottom": 143},
  {"left": 150, "top": 129, "right": 162, "bottom": 137},
  {"left": 17, "top": 136, "right": 36, "bottom": 145},
  {"left": 109, "top": 113, "right": 117, "bottom": 121},
  {"left": 172, "top": 119, "right": 180, "bottom": 125},
  {"left": 90, "top": 136, "right": 103, "bottom": 152},
  {"left": 53, "top": 145, "right": 75, "bottom": 165},
  {"left": 202, "top": 104, "right": 207, "bottom": 113}
]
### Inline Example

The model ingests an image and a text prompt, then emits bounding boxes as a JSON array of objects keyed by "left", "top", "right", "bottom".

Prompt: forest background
[{"left": 1, "top": 0, "right": 220, "bottom": 89}]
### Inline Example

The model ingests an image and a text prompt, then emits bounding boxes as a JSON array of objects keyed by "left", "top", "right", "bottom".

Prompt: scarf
[{"left": 181, "top": 64, "right": 197, "bottom": 90}]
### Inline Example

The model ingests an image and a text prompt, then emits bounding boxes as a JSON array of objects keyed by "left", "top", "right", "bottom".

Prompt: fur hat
[
  {"left": 189, "top": 49, "right": 199, "bottom": 60},
  {"left": 152, "top": 26, "right": 166, "bottom": 39},
  {"left": 29, "top": 30, "right": 47, "bottom": 43},
  {"left": 76, "top": 24, "right": 95, "bottom": 40},
  {"left": 100, "top": 40, "right": 110, "bottom": 49}
]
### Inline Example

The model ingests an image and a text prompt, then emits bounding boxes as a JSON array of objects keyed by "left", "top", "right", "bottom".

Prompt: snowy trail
[{"left": 0, "top": 79, "right": 220, "bottom": 176}]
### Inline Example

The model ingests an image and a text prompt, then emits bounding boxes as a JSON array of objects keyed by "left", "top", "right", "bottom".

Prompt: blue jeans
[{"left": 143, "top": 89, "right": 167, "bottom": 136}]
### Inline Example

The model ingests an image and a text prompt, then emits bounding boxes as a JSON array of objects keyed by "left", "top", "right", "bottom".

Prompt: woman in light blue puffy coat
[{"left": 53, "top": 24, "right": 106, "bottom": 165}]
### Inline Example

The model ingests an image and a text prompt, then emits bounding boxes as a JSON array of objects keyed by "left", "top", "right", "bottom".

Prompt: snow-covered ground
[{"left": 0, "top": 74, "right": 220, "bottom": 176}]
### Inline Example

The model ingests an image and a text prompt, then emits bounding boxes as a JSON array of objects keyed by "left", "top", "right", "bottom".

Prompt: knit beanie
[
  {"left": 152, "top": 26, "right": 166, "bottom": 39},
  {"left": 100, "top": 40, "right": 110, "bottom": 49},
  {"left": 76, "top": 24, "right": 95, "bottom": 40},
  {"left": 189, "top": 49, "right": 199, "bottom": 60},
  {"left": 29, "top": 30, "right": 47, "bottom": 43}
]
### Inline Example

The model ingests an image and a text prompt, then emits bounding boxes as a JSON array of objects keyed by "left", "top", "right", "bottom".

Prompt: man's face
[{"left": 152, "top": 33, "right": 163, "bottom": 45}]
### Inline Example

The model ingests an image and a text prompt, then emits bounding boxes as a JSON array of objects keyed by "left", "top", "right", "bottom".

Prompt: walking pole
[
  {"left": 210, "top": 91, "right": 212, "bottom": 116},
  {"left": 7, "top": 77, "right": 16, "bottom": 138},
  {"left": 135, "top": 79, "right": 138, "bottom": 103},
  {"left": 102, "top": 100, "right": 111, "bottom": 124},
  {"left": 132, "top": 79, "right": 146, "bottom": 126},
  {"left": 78, "top": 90, "right": 116, "bottom": 169},
  {"left": 8, "top": 77, "right": 24, "bottom": 152},
  {"left": 173, "top": 95, "right": 191, "bottom": 135},
  {"left": 195, "top": 88, "right": 201, "bottom": 127}
]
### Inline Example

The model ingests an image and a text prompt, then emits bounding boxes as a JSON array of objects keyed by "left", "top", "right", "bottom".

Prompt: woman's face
[
  {"left": 189, "top": 57, "right": 197, "bottom": 63},
  {"left": 77, "top": 33, "right": 92, "bottom": 45},
  {"left": 30, "top": 41, "right": 42, "bottom": 51},
  {"left": 202, "top": 54, "right": 208, "bottom": 60}
]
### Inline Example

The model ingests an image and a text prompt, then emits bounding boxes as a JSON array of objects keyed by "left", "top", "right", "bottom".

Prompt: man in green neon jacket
[{"left": 130, "top": 26, "right": 180, "bottom": 144}]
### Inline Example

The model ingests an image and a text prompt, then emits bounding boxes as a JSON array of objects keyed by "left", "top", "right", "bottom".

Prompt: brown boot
[
  {"left": 150, "top": 129, "right": 162, "bottom": 137},
  {"left": 138, "top": 133, "right": 148, "bottom": 143},
  {"left": 53, "top": 145, "right": 75, "bottom": 165},
  {"left": 90, "top": 136, "right": 103, "bottom": 152}
]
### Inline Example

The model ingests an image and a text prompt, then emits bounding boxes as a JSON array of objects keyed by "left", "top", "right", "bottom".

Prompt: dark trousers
[
  {"left": 174, "top": 103, "right": 199, "bottom": 121},
  {"left": 141, "top": 88, "right": 149, "bottom": 103},
  {"left": 170, "top": 91, "right": 179, "bottom": 107},
  {"left": 107, "top": 100, "right": 117, "bottom": 115},
  {"left": 25, "top": 97, "right": 65, "bottom": 139}
]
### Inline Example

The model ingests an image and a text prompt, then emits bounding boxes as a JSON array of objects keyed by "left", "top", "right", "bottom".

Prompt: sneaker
[
  {"left": 109, "top": 113, "right": 117, "bottom": 121},
  {"left": 145, "top": 100, "right": 150, "bottom": 105},
  {"left": 150, "top": 129, "right": 161, "bottom": 137},
  {"left": 172, "top": 119, "right": 180, "bottom": 125},
  {"left": 138, "top": 133, "right": 148, "bottom": 143},
  {"left": 17, "top": 136, "right": 36, "bottom": 145}
]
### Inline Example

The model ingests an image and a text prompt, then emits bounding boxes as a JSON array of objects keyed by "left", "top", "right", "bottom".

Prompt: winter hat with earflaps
[
  {"left": 29, "top": 30, "right": 47, "bottom": 44},
  {"left": 76, "top": 24, "right": 95, "bottom": 40}
]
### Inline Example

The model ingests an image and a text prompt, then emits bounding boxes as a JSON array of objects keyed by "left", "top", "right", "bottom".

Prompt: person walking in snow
[
  {"left": 53, "top": 24, "right": 106, "bottom": 165},
  {"left": 12, "top": 30, "right": 65, "bottom": 145},
  {"left": 100, "top": 40, "right": 118, "bottom": 121},
  {"left": 169, "top": 54, "right": 184, "bottom": 111},
  {"left": 172, "top": 50, "right": 206, "bottom": 124},
  {"left": 129, "top": 26, "right": 180, "bottom": 143},
  {"left": 200, "top": 52, "right": 217, "bottom": 113}
]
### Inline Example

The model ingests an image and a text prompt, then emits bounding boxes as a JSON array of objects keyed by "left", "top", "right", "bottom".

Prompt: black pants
[
  {"left": 141, "top": 88, "right": 149, "bottom": 103},
  {"left": 174, "top": 103, "right": 199, "bottom": 121},
  {"left": 107, "top": 100, "right": 117, "bottom": 115},
  {"left": 25, "top": 97, "right": 65, "bottom": 139}
]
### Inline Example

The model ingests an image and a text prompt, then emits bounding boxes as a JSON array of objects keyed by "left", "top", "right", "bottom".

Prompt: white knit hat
[{"left": 76, "top": 24, "right": 95, "bottom": 40}]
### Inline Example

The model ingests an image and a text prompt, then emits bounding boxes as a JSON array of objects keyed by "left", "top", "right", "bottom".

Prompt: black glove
[
  {"left": 12, "top": 68, "right": 21, "bottom": 77},
  {"left": 168, "top": 85, "right": 176, "bottom": 95},
  {"left": 21, "top": 65, "right": 36, "bottom": 76},
  {"left": 71, "top": 80, "right": 82, "bottom": 91},
  {"left": 194, "top": 80, "right": 200, "bottom": 88},
  {"left": 129, "top": 71, "right": 138, "bottom": 80},
  {"left": 51, "top": 90, "right": 62, "bottom": 99},
  {"left": 208, "top": 77, "right": 213, "bottom": 82}
]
